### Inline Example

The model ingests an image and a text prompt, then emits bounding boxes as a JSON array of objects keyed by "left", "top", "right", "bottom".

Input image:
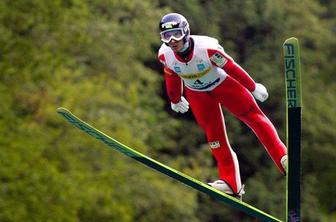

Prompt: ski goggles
[{"left": 160, "top": 28, "right": 185, "bottom": 43}]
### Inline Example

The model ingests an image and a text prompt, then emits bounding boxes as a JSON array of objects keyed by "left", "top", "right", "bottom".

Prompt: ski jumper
[{"left": 158, "top": 35, "right": 287, "bottom": 195}]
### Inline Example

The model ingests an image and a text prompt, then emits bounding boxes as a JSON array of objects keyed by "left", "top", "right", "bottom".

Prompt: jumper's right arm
[
  {"left": 159, "top": 53, "right": 189, "bottom": 113},
  {"left": 159, "top": 54, "right": 183, "bottom": 104}
]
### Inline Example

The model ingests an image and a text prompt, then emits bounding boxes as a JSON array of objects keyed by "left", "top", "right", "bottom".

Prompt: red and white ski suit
[{"left": 158, "top": 35, "right": 287, "bottom": 194}]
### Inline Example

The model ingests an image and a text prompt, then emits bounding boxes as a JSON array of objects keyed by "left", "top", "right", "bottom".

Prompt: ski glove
[
  {"left": 171, "top": 96, "right": 189, "bottom": 113},
  {"left": 252, "top": 83, "right": 269, "bottom": 102}
]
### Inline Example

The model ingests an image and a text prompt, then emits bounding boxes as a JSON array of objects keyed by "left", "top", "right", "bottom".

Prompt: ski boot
[
  {"left": 281, "top": 155, "right": 287, "bottom": 175},
  {"left": 208, "top": 180, "right": 245, "bottom": 201}
]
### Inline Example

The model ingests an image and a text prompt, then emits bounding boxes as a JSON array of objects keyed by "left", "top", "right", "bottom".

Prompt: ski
[
  {"left": 57, "top": 107, "right": 282, "bottom": 222},
  {"left": 283, "top": 37, "right": 302, "bottom": 222}
]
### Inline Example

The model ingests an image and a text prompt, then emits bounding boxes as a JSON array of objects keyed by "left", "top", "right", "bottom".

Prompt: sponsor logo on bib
[{"left": 210, "top": 52, "right": 227, "bottom": 68}]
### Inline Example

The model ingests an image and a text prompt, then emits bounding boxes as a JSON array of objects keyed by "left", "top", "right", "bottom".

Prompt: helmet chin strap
[{"left": 178, "top": 40, "right": 190, "bottom": 53}]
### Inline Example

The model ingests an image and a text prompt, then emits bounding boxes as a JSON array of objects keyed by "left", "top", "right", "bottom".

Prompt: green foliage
[{"left": 0, "top": 0, "right": 335, "bottom": 221}]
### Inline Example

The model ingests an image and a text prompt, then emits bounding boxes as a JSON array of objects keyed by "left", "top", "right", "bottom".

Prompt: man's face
[{"left": 168, "top": 39, "right": 184, "bottom": 52}]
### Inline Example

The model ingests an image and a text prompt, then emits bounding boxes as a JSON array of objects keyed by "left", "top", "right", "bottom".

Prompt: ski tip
[
  {"left": 57, "top": 107, "right": 71, "bottom": 114},
  {"left": 284, "top": 37, "right": 299, "bottom": 44}
]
